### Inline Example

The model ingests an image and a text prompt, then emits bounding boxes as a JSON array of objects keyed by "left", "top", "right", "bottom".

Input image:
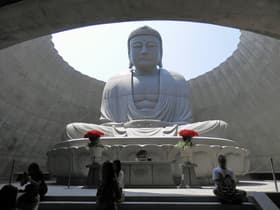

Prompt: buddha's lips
[{"left": 139, "top": 57, "right": 152, "bottom": 60}]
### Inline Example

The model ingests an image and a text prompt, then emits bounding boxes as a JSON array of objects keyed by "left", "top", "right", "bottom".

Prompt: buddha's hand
[{"left": 123, "top": 119, "right": 170, "bottom": 128}]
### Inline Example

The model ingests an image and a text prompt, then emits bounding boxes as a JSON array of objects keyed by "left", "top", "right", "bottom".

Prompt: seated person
[
  {"left": 17, "top": 184, "right": 40, "bottom": 210},
  {"left": 19, "top": 163, "right": 47, "bottom": 200},
  {"left": 212, "top": 155, "right": 247, "bottom": 204},
  {"left": 96, "top": 161, "right": 121, "bottom": 210},
  {"left": 0, "top": 184, "right": 18, "bottom": 210}
]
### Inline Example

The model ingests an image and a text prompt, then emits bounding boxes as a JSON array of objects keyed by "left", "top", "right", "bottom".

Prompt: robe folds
[{"left": 100, "top": 69, "right": 193, "bottom": 124}]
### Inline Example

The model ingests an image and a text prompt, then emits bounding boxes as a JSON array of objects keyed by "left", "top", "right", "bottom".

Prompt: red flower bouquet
[
  {"left": 84, "top": 130, "right": 104, "bottom": 147},
  {"left": 176, "top": 129, "right": 199, "bottom": 149},
  {"left": 178, "top": 129, "right": 198, "bottom": 137},
  {"left": 84, "top": 130, "right": 104, "bottom": 138}
]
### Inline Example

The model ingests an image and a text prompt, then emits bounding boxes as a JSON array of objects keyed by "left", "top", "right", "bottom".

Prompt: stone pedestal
[
  {"left": 86, "top": 147, "right": 103, "bottom": 187},
  {"left": 181, "top": 162, "right": 197, "bottom": 187},
  {"left": 89, "top": 146, "right": 103, "bottom": 164},
  {"left": 86, "top": 162, "right": 100, "bottom": 187},
  {"left": 122, "top": 161, "right": 173, "bottom": 186},
  {"left": 47, "top": 137, "right": 250, "bottom": 186}
]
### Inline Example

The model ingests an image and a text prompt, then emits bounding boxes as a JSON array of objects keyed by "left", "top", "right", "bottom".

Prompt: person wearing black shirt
[{"left": 96, "top": 161, "right": 121, "bottom": 210}]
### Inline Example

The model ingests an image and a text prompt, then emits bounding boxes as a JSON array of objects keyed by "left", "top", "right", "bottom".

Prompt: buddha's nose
[{"left": 141, "top": 46, "right": 148, "bottom": 54}]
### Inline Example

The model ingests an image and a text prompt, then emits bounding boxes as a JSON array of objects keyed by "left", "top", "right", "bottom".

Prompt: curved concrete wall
[
  {"left": 0, "top": 30, "right": 280, "bottom": 177},
  {"left": 0, "top": 36, "right": 104, "bottom": 177},
  {"left": 190, "top": 31, "right": 280, "bottom": 171}
]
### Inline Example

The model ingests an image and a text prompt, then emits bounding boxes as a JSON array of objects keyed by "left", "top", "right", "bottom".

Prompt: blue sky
[{"left": 52, "top": 21, "right": 240, "bottom": 81}]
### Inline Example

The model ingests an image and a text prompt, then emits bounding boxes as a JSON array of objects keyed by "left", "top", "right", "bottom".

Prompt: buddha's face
[{"left": 129, "top": 35, "right": 161, "bottom": 71}]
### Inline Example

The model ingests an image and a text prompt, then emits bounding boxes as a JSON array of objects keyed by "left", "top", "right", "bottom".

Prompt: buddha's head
[{"left": 128, "top": 26, "right": 163, "bottom": 70}]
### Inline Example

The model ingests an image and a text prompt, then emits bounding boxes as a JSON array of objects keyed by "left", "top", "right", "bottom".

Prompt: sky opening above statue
[
  {"left": 65, "top": 26, "right": 228, "bottom": 139},
  {"left": 52, "top": 20, "right": 240, "bottom": 81}
]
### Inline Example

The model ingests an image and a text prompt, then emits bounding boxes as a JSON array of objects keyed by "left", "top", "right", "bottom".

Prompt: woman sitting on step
[{"left": 96, "top": 161, "right": 121, "bottom": 210}]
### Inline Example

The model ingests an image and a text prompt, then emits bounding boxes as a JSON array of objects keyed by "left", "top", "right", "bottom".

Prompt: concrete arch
[{"left": 0, "top": 0, "right": 280, "bottom": 49}]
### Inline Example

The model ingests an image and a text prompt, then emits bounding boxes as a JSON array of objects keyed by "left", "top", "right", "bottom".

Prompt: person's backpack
[{"left": 219, "top": 174, "right": 236, "bottom": 194}]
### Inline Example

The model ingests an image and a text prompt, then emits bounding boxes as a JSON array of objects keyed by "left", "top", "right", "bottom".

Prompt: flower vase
[
  {"left": 90, "top": 146, "right": 103, "bottom": 164},
  {"left": 180, "top": 147, "right": 193, "bottom": 163}
]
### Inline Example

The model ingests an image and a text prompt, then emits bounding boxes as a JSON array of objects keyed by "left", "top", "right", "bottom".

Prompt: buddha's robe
[{"left": 66, "top": 69, "right": 228, "bottom": 138}]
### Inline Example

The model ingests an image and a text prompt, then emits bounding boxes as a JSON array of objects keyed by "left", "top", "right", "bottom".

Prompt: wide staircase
[{"left": 39, "top": 195, "right": 258, "bottom": 210}]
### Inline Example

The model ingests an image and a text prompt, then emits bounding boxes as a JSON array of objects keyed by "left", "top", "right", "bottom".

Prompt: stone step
[
  {"left": 39, "top": 201, "right": 256, "bottom": 210},
  {"left": 43, "top": 195, "right": 227, "bottom": 202}
]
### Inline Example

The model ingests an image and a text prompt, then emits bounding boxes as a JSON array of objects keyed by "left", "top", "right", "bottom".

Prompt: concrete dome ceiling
[
  {"left": 1, "top": 0, "right": 280, "bottom": 49},
  {"left": 0, "top": 1, "right": 280, "bottom": 177}
]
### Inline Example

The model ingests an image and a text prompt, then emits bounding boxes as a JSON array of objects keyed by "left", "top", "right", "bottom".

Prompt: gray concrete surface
[
  {"left": 189, "top": 31, "right": 280, "bottom": 172},
  {"left": 1, "top": 0, "right": 280, "bottom": 49},
  {"left": 0, "top": 36, "right": 104, "bottom": 176}
]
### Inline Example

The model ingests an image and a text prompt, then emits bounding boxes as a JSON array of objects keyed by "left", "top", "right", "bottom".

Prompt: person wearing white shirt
[{"left": 212, "top": 155, "right": 246, "bottom": 203}]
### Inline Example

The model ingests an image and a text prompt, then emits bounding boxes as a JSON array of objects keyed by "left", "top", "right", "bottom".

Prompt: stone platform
[
  {"left": 47, "top": 137, "right": 249, "bottom": 186},
  {"left": 2, "top": 180, "right": 280, "bottom": 210}
]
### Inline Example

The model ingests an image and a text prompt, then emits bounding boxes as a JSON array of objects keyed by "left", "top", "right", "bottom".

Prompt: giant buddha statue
[{"left": 66, "top": 26, "right": 228, "bottom": 139}]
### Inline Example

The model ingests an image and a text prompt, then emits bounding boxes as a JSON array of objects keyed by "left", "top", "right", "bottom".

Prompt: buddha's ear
[
  {"left": 128, "top": 48, "right": 134, "bottom": 68},
  {"left": 158, "top": 46, "right": 163, "bottom": 68}
]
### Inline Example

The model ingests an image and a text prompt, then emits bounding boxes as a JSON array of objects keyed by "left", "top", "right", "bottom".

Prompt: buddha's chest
[
  {"left": 132, "top": 75, "right": 160, "bottom": 109},
  {"left": 132, "top": 75, "right": 159, "bottom": 93}
]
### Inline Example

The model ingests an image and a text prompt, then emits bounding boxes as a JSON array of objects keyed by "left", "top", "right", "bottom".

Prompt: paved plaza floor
[{"left": 1, "top": 180, "right": 278, "bottom": 197}]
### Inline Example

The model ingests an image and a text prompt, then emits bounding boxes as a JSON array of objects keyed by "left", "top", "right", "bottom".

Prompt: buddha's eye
[
  {"left": 132, "top": 43, "right": 142, "bottom": 48},
  {"left": 147, "top": 43, "right": 157, "bottom": 48}
]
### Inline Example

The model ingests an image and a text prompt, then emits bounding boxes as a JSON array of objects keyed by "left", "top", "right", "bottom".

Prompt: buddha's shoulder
[
  {"left": 161, "top": 69, "right": 187, "bottom": 81},
  {"left": 105, "top": 71, "right": 131, "bottom": 86}
]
